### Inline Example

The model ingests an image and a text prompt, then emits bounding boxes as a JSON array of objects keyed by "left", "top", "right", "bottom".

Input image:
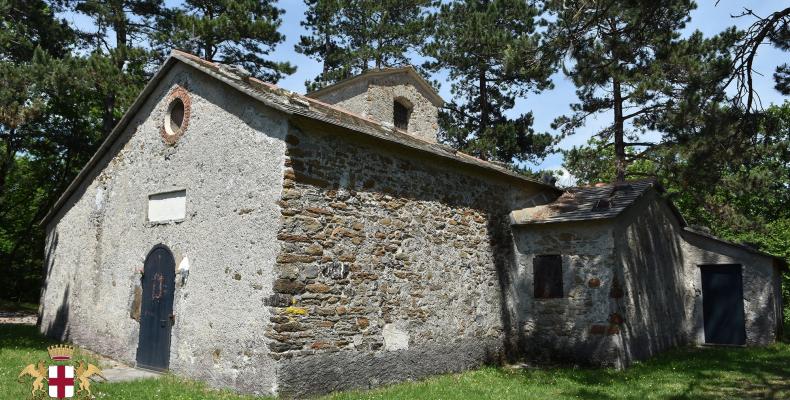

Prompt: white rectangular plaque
[{"left": 148, "top": 190, "right": 186, "bottom": 222}]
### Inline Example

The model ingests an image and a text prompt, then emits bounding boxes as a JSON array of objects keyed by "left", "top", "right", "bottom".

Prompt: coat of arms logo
[{"left": 17, "top": 344, "right": 106, "bottom": 399}]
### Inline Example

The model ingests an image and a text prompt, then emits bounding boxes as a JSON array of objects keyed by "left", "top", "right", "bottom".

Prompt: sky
[{"left": 61, "top": 1, "right": 789, "bottom": 182}]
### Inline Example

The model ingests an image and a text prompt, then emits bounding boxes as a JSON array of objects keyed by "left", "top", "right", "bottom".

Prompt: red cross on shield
[{"left": 48, "top": 365, "right": 75, "bottom": 398}]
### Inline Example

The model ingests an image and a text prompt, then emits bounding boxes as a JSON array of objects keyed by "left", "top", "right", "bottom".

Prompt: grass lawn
[
  {"left": 1, "top": 323, "right": 788, "bottom": 400},
  {"left": 0, "top": 300, "right": 39, "bottom": 314}
]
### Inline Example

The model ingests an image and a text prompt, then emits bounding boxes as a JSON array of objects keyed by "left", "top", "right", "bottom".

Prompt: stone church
[{"left": 39, "top": 50, "right": 785, "bottom": 397}]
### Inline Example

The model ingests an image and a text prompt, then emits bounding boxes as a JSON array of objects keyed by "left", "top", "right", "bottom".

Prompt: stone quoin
[{"left": 38, "top": 50, "right": 786, "bottom": 398}]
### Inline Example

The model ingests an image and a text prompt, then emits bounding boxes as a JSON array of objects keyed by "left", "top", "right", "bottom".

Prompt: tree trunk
[
  {"left": 0, "top": 130, "right": 16, "bottom": 198},
  {"left": 479, "top": 68, "right": 488, "bottom": 135},
  {"left": 203, "top": 6, "right": 215, "bottom": 61},
  {"left": 612, "top": 77, "right": 626, "bottom": 183},
  {"left": 322, "top": 31, "right": 331, "bottom": 74},
  {"left": 102, "top": 92, "right": 117, "bottom": 135},
  {"left": 102, "top": 2, "right": 129, "bottom": 136}
]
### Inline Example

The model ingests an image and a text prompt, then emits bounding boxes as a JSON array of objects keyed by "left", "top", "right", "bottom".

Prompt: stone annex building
[{"left": 39, "top": 50, "right": 785, "bottom": 397}]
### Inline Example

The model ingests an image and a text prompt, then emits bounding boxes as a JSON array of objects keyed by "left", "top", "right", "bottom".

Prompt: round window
[
  {"left": 165, "top": 98, "right": 185, "bottom": 137},
  {"left": 160, "top": 87, "right": 191, "bottom": 145}
]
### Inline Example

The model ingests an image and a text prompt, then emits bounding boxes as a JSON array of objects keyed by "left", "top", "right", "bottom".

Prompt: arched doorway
[{"left": 136, "top": 244, "right": 176, "bottom": 371}]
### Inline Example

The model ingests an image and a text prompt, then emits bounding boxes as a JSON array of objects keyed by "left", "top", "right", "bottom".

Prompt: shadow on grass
[
  {"left": 514, "top": 344, "right": 790, "bottom": 400},
  {"left": 0, "top": 300, "right": 39, "bottom": 314},
  {"left": 0, "top": 324, "right": 53, "bottom": 349}
]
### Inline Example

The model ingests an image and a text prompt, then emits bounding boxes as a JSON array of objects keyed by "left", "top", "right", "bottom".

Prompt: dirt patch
[{"left": 0, "top": 311, "right": 37, "bottom": 325}]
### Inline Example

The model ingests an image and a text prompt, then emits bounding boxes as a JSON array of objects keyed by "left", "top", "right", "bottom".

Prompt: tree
[
  {"left": 3, "top": 54, "right": 105, "bottom": 301},
  {"left": 0, "top": 0, "right": 76, "bottom": 223},
  {"left": 547, "top": 0, "right": 738, "bottom": 182},
  {"left": 156, "top": 0, "right": 295, "bottom": 82},
  {"left": 0, "top": 0, "right": 74, "bottom": 61},
  {"left": 423, "top": 0, "right": 556, "bottom": 165},
  {"left": 563, "top": 137, "right": 658, "bottom": 185},
  {"left": 297, "top": 0, "right": 431, "bottom": 91},
  {"left": 58, "top": 0, "right": 164, "bottom": 135},
  {"left": 723, "top": 6, "right": 790, "bottom": 113},
  {"left": 0, "top": 1, "right": 102, "bottom": 302},
  {"left": 295, "top": 0, "right": 345, "bottom": 91}
]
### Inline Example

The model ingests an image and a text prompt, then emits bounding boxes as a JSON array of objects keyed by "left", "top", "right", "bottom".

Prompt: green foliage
[
  {"left": 548, "top": 0, "right": 736, "bottom": 181},
  {"left": 59, "top": 0, "right": 165, "bottom": 133},
  {"left": 770, "top": 9, "right": 790, "bottom": 95},
  {"left": 0, "top": 51, "right": 111, "bottom": 302},
  {"left": 296, "top": 0, "right": 431, "bottom": 91},
  {"left": 0, "top": 0, "right": 74, "bottom": 60},
  {"left": 563, "top": 137, "right": 658, "bottom": 185},
  {"left": 155, "top": 0, "right": 295, "bottom": 82},
  {"left": 0, "top": 1, "right": 88, "bottom": 302},
  {"left": 423, "top": 0, "right": 555, "bottom": 165}
]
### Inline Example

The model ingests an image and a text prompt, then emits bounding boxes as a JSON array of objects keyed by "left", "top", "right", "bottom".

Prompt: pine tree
[
  {"left": 423, "top": 0, "right": 556, "bottom": 165},
  {"left": 548, "top": 0, "right": 742, "bottom": 183},
  {"left": 157, "top": 0, "right": 295, "bottom": 82},
  {"left": 296, "top": 0, "right": 431, "bottom": 91},
  {"left": 59, "top": 0, "right": 164, "bottom": 135},
  {"left": 723, "top": 6, "right": 790, "bottom": 111},
  {"left": 0, "top": 0, "right": 73, "bottom": 61},
  {"left": 0, "top": 0, "right": 93, "bottom": 301}
]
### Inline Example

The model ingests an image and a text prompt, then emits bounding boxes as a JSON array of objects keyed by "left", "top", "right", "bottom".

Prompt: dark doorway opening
[
  {"left": 136, "top": 244, "right": 176, "bottom": 371},
  {"left": 700, "top": 264, "right": 746, "bottom": 345}
]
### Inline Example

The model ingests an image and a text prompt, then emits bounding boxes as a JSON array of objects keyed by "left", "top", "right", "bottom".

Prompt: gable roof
[
  {"left": 40, "top": 50, "right": 558, "bottom": 226},
  {"left": 510, "top": 179, "right": 657, "bottom": 225},
  {"left": 305, "top": 66, "right": 444, "bottom": 107}
]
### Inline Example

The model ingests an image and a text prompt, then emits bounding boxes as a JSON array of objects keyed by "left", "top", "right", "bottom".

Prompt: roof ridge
[
  {"left": 571, "top": 178, "right": 658, "bottom": 190},
  {"left": 304, "top": 64, "right": 444, "bottom": 106}
]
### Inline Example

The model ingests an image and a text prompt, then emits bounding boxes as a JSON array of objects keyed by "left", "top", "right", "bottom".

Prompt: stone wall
[
  {"left": 309, "top": 71, "right": 440, "bottom": 143},
  {"left": 510, "top": 189, "right": 782, "bottom": 369},
  {"left": 40, "top": 62, "right": 287, "bottom": 395},
  {"left": 614, "top": 193, "right": 697, "bottom": 364},
  {"left": 680, "top": 228, "right": 780, "bottom": 346},
  {"left": 267, "top": 122, "right": 552, "bottom": 397},
  {"left": 615, "top": 191, "right": 780, "bottom": 363},
  {"left": 512, "top": 221, "right": 624, "bottom": 367}
]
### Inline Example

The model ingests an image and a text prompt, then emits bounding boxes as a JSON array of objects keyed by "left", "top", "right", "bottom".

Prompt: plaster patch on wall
[
  {"left": 148, "top": 190, "right": 186, "bottom": 222},
  {"left": 382, "top": 323, "right": 409, "bottom": 351},
  {"left": 94, "top": 187, "right": 105, "bottom": 210}
]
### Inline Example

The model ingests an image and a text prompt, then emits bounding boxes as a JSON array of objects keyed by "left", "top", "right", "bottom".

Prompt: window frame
[
  {"left": 533, "top": 254, "right": 563, "bottom": 299},
  {"left": 393, "top": 99, "right": 411, "bottom": 130}
]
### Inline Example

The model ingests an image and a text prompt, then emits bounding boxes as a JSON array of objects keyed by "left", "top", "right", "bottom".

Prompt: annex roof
[
  {"left": 510, "top": 178, "right": 786, "bottom": 267},
  {"left": 305, "top": 66, "right": 444, "bottom": 107},
  {"left": 510, "top": 179, "right": 657, "bottom": 225},
  {"left": 40, "top": 50, "right": 558, "bottom": 226}
]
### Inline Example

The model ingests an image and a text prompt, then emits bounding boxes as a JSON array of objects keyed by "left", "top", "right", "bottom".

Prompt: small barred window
[{"left": 393, "top": 100, "right": 410, "bottom": 130}]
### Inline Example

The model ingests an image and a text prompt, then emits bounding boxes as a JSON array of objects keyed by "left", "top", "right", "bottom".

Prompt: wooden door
[
  {"left": 701, "top": 264, "right": 746, "bottom": 345},
  {"left": 136, "top": 245, "right": 176, "bottom": 370}
]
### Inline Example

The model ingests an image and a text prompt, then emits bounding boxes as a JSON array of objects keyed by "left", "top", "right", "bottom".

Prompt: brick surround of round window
[{"left": 161, "top": 86, "right": 191, "bottom": 145}]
